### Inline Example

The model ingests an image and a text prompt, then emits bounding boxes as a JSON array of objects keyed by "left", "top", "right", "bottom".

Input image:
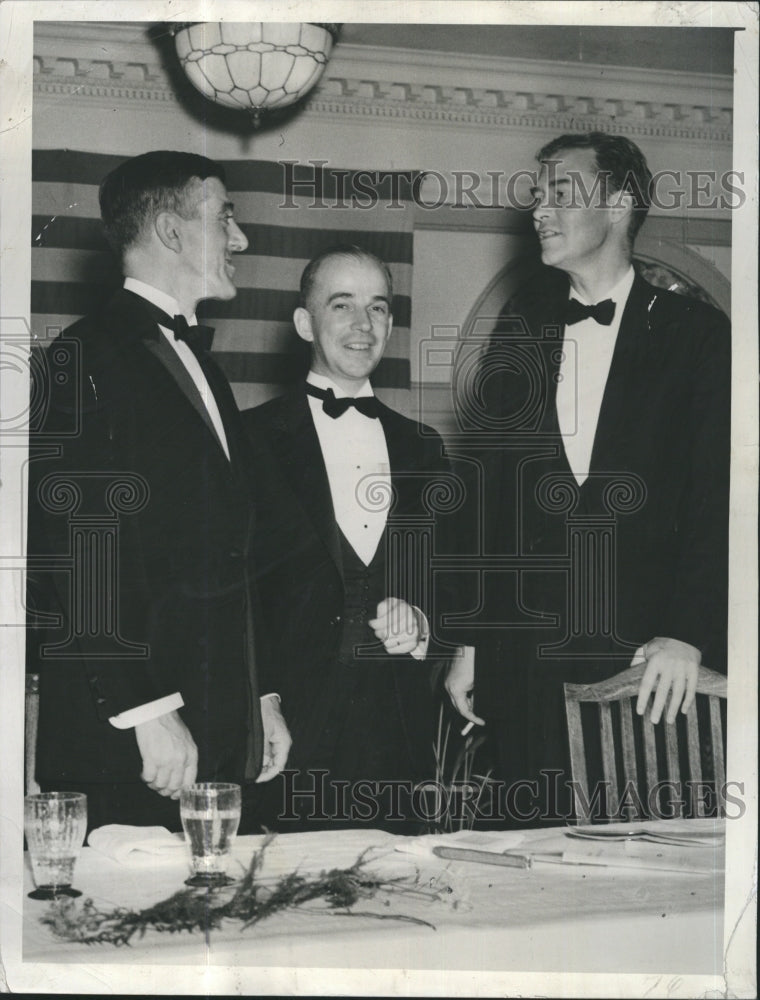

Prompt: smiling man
[
  {"left": 27, "top": 151, "right": 290, "bottom": 831},
  {"left": 244, "top": 245, "right": 453, "bottom": 831},
  {"left": 446, "top": 132, "right": 730, "bottom": 825}
]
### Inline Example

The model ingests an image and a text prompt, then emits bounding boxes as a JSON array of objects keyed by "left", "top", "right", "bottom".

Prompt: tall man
[
  {"left": 245, "top": 245, "right": 453, "bottom": 831},
  {"left": 27, "top": 151, "right": 290, "bottom": 831},
  {"left": 446, "top": 132, "right": 730, "bottom": 824}
]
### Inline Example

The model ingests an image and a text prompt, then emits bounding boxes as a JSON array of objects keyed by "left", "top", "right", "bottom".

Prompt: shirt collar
[
  {"left": 306, "top": 371, "right": 374, "bottom": 399},
  {"left": 123, "top": 277, "right": 198, "bottom": 325},
  {"left": 569, "top": 266, "right": 635, "bottom": 307}
]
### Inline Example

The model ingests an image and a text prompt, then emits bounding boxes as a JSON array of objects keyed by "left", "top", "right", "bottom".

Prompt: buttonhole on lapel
[{"left": 646, "top": 294, "right": 658, "bottom": 334}]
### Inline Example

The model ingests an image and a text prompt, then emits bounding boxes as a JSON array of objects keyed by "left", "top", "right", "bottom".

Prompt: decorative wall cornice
[
  {"left": 304, "top": 81, "right": 732, "bottom": 142},
  {"left": 33, "top": 22, "right": 733, "bottom": 143}
]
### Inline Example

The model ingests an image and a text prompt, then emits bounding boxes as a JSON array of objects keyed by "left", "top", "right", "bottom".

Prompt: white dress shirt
[
  {"left": 556, "top": 267, "right": 635, "bottom": 485},
  {"left": 306, "top": 373, "right": 428, "bottom": 659},
  {"left": 306, "top": 372, "right": 391, "bottom": 566}
]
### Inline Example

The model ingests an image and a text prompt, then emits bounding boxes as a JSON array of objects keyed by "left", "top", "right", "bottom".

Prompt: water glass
[
  {"left": 180, "top": 782, "right": 241, "bottom": 887},
  {"left": 24, "top": 792, "right": 87, "bottom": 899}
]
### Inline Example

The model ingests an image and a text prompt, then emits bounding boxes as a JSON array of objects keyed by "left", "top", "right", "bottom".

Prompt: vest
[{"left": 337, "top": 529, "right": 388, "bottom": 665}]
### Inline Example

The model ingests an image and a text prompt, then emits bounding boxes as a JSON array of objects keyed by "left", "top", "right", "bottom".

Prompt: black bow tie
[
  {"left": 565, "top": 297, "right": 616, "bottom": 326},
  {"left": 137, "top": 297, "right": 215, "bottom": 354},
  {"left": 171, "top": 313, "right": 215, "bottom": 354},
  {"left": 306, "top": 383, "right": 380, "bottom": 420}
]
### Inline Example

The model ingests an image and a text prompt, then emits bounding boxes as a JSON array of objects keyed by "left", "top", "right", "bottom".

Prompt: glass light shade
[{"left": 173, "top": 22, "right": 339, "bottom": 117}]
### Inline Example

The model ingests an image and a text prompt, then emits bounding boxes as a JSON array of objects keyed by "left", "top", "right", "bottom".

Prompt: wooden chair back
[{"left": 564, "top": 663, "right": 727, "bottom": 823}]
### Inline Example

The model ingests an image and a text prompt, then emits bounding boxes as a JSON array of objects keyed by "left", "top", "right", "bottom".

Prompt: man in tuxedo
[
  {"left": 445, "top": 132, "right": 730, "bottom": 824},
  {"left": 244, "top": 245, "right": 454, "bottom": 831},
  {"left": 27, "top": 151, "right": 290, "bottom": 831}
]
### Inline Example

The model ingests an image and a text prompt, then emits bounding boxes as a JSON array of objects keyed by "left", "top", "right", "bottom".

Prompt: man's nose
[
  {"left": 532, "top": 195, "right": 550, "bottom": 221},
  {"left": 228, "top": 220, "right": 248, "bottom": 253},
  {"left": 353, "top": 309, "right": 373, "bottom": 331}
]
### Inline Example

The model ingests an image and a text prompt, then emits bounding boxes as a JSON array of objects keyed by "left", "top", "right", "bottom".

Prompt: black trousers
[{"left": 267, "top": 656, "right": 432, "bottom": 834}]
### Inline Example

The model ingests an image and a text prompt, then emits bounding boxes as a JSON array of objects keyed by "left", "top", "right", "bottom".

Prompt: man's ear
[
  {"left": 293, "top": 306, "right": 314, "bottom": 343},
  {"left": 609, "top": 189, "right": 634, "bottom": 230},
  {"left": 154, "top": 211, "right": 182, "bottom": 253}
]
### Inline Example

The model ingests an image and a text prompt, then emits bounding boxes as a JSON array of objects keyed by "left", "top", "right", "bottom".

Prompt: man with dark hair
[
  {"left": 28, "top": 150, "right": 290, "bottom": 831},
  {"left": 244, "top": 244, "right": 453, "bottom": 831},
  {"left": 446, "top": 132, "right": 730, "bottom": 825},
  {"left": 535, "top": 131, "right": 653, "bottom": 244}
]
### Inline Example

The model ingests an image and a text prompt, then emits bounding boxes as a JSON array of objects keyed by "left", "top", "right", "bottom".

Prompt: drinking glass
[
  {"left": 24, "top": 792, "right": 87, "bottom": 899},
  {"left": 180, "top": 782, "right": 241, "bottom": 887}
]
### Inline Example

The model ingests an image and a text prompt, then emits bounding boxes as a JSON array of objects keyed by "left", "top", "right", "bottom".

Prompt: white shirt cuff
[
  {"left": 109, "top": 692, "right": 184, "bottom": 729},
  {"left": 411, "top": 607, "right": 430, "bottom": 661},
  {"left": 261, "top": 692, "right": 280, "bottom": 703}
]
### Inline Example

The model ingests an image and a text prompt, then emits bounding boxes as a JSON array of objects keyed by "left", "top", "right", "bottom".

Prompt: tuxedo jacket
[
  {"left": 27, "top": 288, "right": 265, "bottom": 784},
  {"left": 469, "top": 268, "right": 731, "bottom": 715},
  {"left": 243, "top": 386, "right": 456, "bottom": 770}
]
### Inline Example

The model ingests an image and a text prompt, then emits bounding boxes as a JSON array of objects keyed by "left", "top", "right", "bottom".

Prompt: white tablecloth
[{"left": 23, "top": 824, "right": 724, "bottom": 975}]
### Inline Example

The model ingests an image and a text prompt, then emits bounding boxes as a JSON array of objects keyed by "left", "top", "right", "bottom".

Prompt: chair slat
[
  {"left": 664, "top": 721, "right": 683, "bottom": 817},
  {"left": 709, "top": 695, "right": 726, "bottom": 815},
  {"left": 684, "top": 699, "right": 704, "bottom": 816},
  {"left": 564, "top": 696, "right": 590, "bottom": 823},
  {"left": 599, "top": 702, "right": 619, "bottom": 818},
  {"left": 619, "top": 699, "right": 640, "bottom": 819},
  {"left": 642, "top": 715, "right": 658, "bottom": 812}
]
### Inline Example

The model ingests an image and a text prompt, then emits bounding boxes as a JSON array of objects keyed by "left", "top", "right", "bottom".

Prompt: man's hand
[
  {"left": 444, "top": 646, "right": 485, "bottom": 727},
  {"left": 135, "top": 710, "right": 198, "bottom": 799},
  {"left": 369, "top": 597, "right": 424, "bottom": 655},
  {"left": 255, "top": 696, "right": 292, "bottom": 783},
  {"left": 634, "top": 637, "right": 701, "bottom": 724}
]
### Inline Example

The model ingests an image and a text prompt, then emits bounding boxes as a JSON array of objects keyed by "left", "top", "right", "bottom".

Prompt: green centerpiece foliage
[{"left": 40, "top": 835, "right": 441, "bottom": 945}]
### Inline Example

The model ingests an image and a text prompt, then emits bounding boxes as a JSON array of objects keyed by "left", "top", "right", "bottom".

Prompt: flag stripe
[
  {"left": 31, "top": 280, "right": 412, "bottom": 329},
  {"left": 33, "top": 182, "right": 417, "bottom": 234},
  {"left": 32, "top": 215, "right": 414, "bottom": 261},
  {"left": 32, "top": 150, "right": 421, "bottom": 201},
  {"left": 32, "top": 247, "right": 414, "bottom": 297}
]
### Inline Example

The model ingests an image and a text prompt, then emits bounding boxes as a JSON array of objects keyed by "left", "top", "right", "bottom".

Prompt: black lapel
[
  {"left": 378, "top": 402, "right": 417, "bottom": 518},
  {"left": 142, "top": 338, "right": 228, "bottom": 455},
  {"left": 108, "top": 288, "right": 233, "bottom": 465},
  {"left": 588, "top": 273, "right": 654, "bottom": 473},
  {"left": 512, "top": 272, "right": 573, "bottom": 486},
  {"left": 271, "top": 387, "right": 343, "bottom": 576}
]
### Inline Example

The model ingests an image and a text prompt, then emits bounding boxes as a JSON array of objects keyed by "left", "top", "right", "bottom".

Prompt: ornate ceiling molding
[{"left": 33, "top": 22, "right": 733, "bottom": 143}]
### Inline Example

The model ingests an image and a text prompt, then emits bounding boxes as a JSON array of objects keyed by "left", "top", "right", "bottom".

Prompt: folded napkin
[{"left": 87, "top": 824, "right": 186, "bottom": 866}]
